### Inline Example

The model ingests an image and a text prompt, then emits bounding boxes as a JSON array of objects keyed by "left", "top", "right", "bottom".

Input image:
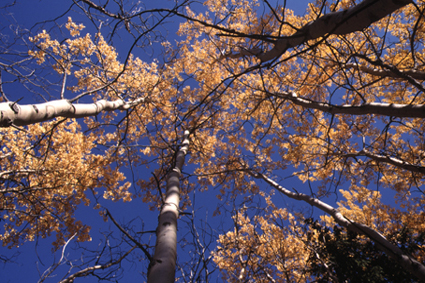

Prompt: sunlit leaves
[
  {"left": 173, "top": 0, "right": 425, "bottom": 279},
  {"left": 0, "top": 119, "right": 131, "bottom": 248},
  {"left": 213, "top": 194, "right": 311, "bottom": 282},
  {"left": 3, "top": 0, "right": 425, "bottom": 280}
]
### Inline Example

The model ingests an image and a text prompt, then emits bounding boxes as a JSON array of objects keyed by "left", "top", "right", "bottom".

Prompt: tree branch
[
  {"left": 0, "top": 97, "right": 147, "bottom": 127},
  {"left": 343, "top": 63, "right": 425, "bottom": 80},
  {"left": 58, "top": 245, "right": 136, "bottom": 283},
  {"left": 248, "top": 170, "right": 425, "bottom": 281},
  {"left": 224, "top": 0, "right": 413, "bottom": 62},
  {"left": 275, "top": 91, "right": 425, "bottom": 118},
  {"left": 104, "top": 209, "right": 153, "bottom": 262},
  {"left": 343, "top": 148, "right": 425, "bottom": 175}
]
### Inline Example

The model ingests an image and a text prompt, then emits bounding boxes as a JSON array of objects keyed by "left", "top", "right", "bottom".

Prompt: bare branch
[
  {"left": 58, "top": 245, "right": 137, "bottom": 283},
  {"left": 104, "top": 209, "right": 153, "bottom": 262},
  {"left": 38, "top": 233, "right": 77, "bottom": 283}
]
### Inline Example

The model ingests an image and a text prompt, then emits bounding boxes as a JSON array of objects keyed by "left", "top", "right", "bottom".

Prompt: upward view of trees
[{"left": 1, "top": 0, "right": 425, "bottom": 281}]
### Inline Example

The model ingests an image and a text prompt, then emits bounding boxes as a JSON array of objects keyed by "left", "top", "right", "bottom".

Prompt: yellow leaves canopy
[
  {"left": 3, "top": 0, "right": 425, "bottom": 280},
  {"left": 0, "top": 119, "right": 131, "bottom": 248}
]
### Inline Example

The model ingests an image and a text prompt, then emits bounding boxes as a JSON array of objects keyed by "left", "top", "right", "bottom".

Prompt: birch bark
[
  {"left": 0, "top": 97, "right": 146, "bottom": 127},
  {"left": 147, "top": 130, "right": 190, "bottom": 283}
]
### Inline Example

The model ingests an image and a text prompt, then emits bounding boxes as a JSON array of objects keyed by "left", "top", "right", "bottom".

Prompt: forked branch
[
  {"left": 222, "top": 0, "right": 413, "bottom": 62},
  {"left": 59, "top": 245, "right": 137, "bottom": 283}
]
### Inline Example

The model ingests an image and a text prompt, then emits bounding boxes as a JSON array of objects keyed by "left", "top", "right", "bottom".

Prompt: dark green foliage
[{"left": 304, "top": 218, "right": 425, "bottom": 283}]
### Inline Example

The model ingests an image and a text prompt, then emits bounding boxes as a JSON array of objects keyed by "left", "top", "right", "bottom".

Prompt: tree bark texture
[
  {"left": 0, "top": 97, "right": 146, "bottom": 127},
  {"left": 147, "top": 130, "right": 190, "bottom": 283}
]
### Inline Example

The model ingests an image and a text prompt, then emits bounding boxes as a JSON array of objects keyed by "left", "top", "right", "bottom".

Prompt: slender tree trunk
[{"left": 147, "top": 130, "right": 190, "bottom": 283}]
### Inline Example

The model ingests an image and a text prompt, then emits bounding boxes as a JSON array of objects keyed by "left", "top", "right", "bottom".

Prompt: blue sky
[{"left": 0, "top": 0, "right": 399, "bottom": 282}]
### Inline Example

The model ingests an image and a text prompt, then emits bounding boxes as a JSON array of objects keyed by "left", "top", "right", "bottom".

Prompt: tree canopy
[{"left": 1, "top": 0, "right": 425, "bottom": 282}]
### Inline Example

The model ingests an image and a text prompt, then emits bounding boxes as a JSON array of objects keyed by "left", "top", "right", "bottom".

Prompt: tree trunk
[{"left": 147, "top": 130, "right": 190, "bottom": 283}]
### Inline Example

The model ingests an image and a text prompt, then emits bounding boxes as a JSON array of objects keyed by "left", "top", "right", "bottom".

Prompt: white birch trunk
[
  {"left": 249, "top": 171, "right": 425, "bottom": 281},
  {"left": 147, "top": 131, "right": 190, "bottom": 283},
  {"left": 0, "top": 97, "right": 146, "bottom": 127}
]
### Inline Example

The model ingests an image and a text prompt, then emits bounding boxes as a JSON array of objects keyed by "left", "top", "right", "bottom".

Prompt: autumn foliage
[{"left": 1, "top": 0, "right": 425, "bottom": 281}]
